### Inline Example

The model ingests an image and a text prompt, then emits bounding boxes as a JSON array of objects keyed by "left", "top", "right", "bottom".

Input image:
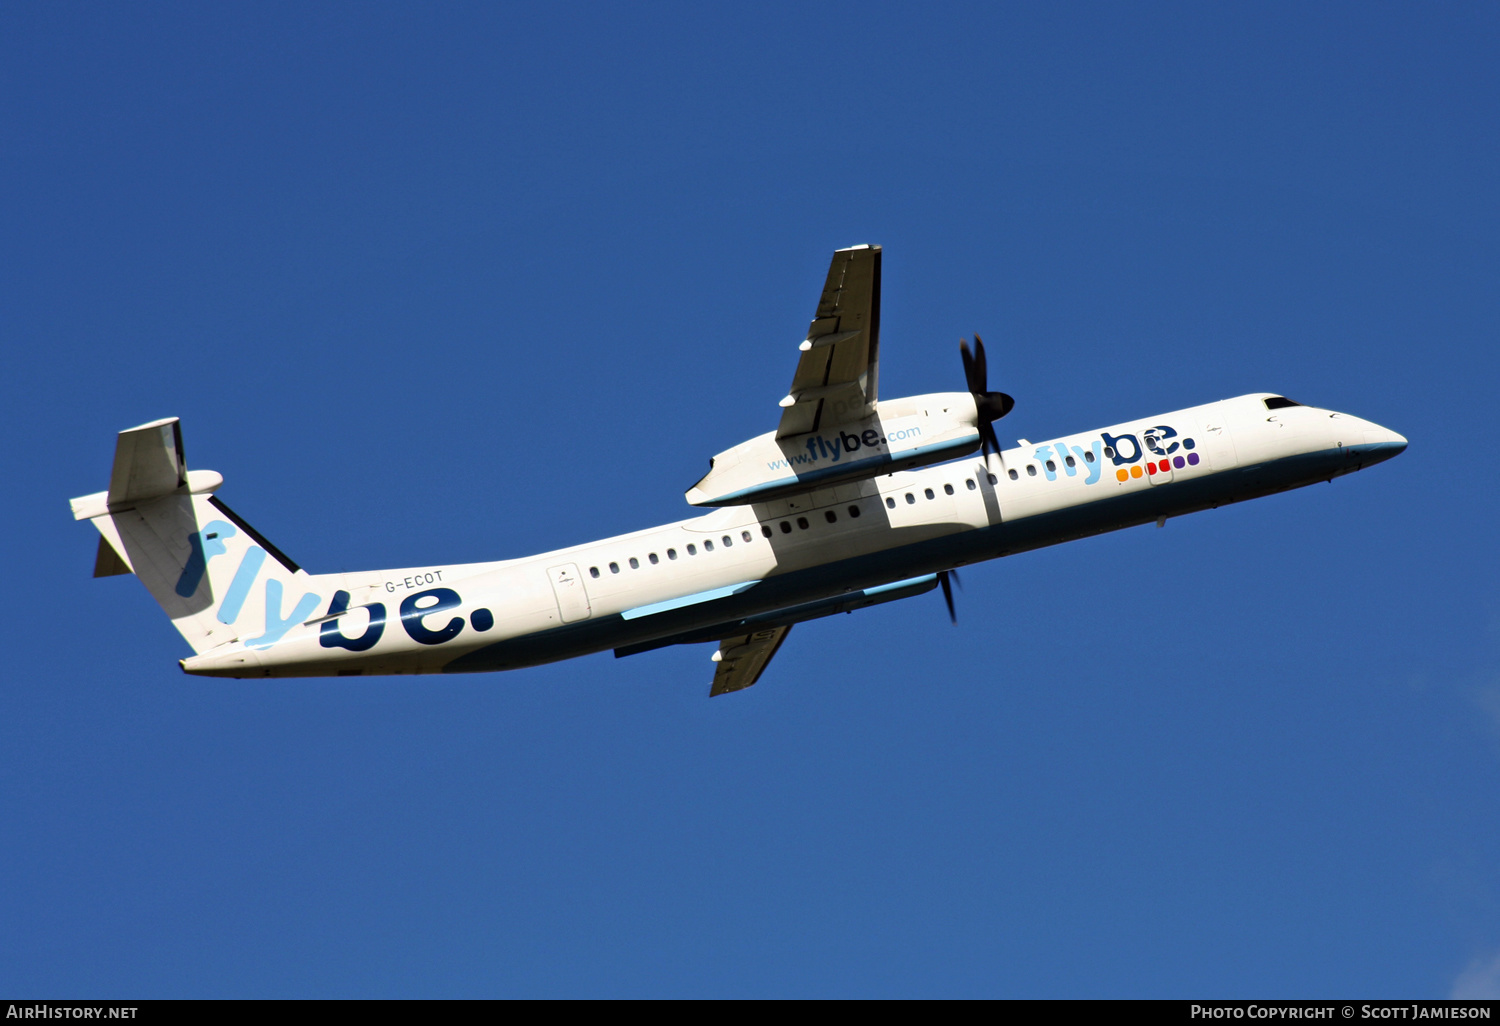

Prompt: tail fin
[{"left": 72, "top": 418, "right": 318, "bottom": 655}]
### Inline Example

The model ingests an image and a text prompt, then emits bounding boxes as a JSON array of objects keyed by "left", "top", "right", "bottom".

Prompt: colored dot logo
[
  {"left": 1144, "top": 453, "right": 1200, "bottom": 475},
  {"left": 1116, "top": 440, "right": 1200, "bottom": 481}
]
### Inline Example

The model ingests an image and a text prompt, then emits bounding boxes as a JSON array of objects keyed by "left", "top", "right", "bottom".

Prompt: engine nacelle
[{"left": 686, "top": 393, "right": 982, "bottom": 507}]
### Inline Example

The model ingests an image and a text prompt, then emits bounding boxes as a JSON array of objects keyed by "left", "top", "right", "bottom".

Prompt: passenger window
[
  {"left": 648, "top": 553, "right": 659, "bottom": 565},
  {"left": 797, "top": 517, "right": 809, "bottom": 529},
  {"left": 944, "top": 483, "right": 954, "bottom": 495},
  {"left": 1084, "top": 451, "right": 1095, "bottom": 463},
  {"left": 886, "top": 497, "right": 896, "bottom": 509},
  {"left": 1026, "top": 465, "right": 1037, "bottom": 477},
  {"left": 761, "top": 525, "right": 772, "bottom": 538},
  {"left": 1065, "top": 455, "right": 1075, "bottom": 468},
  {"left": 825, "top": 510, "right": 837, "bottom": 523},
  {"left": 922, "top": 488, "right": 933, "bottom": 500},
  {"left": 609, "top": 562, "right": 620, "bottom": 574},
  {"left": 1104, "top": 446, "right": 1114, "bottom": 458},
  {"left": 848, "top": 505, "right": 861, "bottom": 518},
  {"left": 966, "top": 479, "right": 976, "bottom": 490},
  {"left": 905, "top": 493, "right": 916, "bottom": 504},
  {"left": 1008, "top": 469, "right": 1018, "bottom": 480},
  {"left": 780, "top": 521, "right": 792, "bottom": 534},
  {"left": 687, "top": 543, "right": 697, "bottom": 555},
  {"left": 742, "top": 531, "right": 752, "bottom": 542},
  {"left": 704, "top": 539, "right": 714, "bottom": 552},
  {"left": 722, "top": 535, "right": 732, "bottom": 547},
  {"left": 589, "top": 566, "right": 600, "bottom": 578},
  {"left": 988, "top": 473, "right": 999, "bottom": 485},
  {"left": 1045, "top": 460, "right": 1055, "bottom": 472},
  {"left": 667, "top": 548, "right": 677, "bottom": 560},
  {"left": 629, "top": 557, "right": 639, "bottom": 569}
]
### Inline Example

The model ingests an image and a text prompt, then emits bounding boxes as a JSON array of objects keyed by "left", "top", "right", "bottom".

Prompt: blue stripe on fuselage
[{"left": 621, "top": 581, "right": 760, "bottom": 619}]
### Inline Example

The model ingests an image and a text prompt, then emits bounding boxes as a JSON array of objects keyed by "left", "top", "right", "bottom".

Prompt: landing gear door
[{"left": 547, "top": 563, "right": 592, "bottom": 623}]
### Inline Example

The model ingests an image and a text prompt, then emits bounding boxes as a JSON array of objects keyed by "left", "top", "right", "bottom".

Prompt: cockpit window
[{"left": 1264, "top": 396, "right": 1302, "bottom": 410}]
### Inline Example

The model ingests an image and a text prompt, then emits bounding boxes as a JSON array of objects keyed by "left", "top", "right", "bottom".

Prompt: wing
[
  {"left": 776, "top": 245, "right": 882, "bottom": 438},
  {"left": 709, "top": 625, "right": 792, "bottom": 697}
]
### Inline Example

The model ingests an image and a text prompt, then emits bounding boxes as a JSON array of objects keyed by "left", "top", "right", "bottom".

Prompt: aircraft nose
[{"left": 1358, "top": 423, "right": 1407, "bottom": 465}]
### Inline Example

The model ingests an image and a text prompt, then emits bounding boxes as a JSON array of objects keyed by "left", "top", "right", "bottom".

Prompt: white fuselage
[{"left": 180, "top": 394, "right": 1406, "bottom": 678}]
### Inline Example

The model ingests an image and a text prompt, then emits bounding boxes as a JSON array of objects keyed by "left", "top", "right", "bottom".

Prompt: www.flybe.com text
[{"left": 766, "top": 425, "right": 923, "bottom": 472}]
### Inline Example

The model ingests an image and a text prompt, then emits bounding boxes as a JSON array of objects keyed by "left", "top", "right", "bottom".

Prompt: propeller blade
[
  {"left": 939, "top": 570, "right": 958, "bottom": 624},
  {"left": 979, "top": 419, "right": 1002, "bottom": 461},
  {"left": 960, "top": 339, "right": 979, "bottom": 394},
  {"left": 961, "top": 333, "right": 1014, "bottom": 468}
]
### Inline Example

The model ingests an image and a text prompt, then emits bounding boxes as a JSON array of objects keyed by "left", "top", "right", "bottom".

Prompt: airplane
[{"left": 70, "top": 245, "right": 1407, "bottom": 696}]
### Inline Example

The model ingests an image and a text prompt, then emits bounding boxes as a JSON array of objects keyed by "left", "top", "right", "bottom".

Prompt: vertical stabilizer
[{"left": 72, "top": 418, "right": 319, "bottom": 656}]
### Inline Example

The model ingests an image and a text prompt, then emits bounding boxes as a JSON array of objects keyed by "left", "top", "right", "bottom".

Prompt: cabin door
[
  {"left": 547, "top": 563, "right": 592, "bottom": 623},
  {"left": 1144, "top": 426, "right": 1175, "bottom": 485},
  {"left": 1146, "top": 453, "right": 1174, "bottom": 484}
]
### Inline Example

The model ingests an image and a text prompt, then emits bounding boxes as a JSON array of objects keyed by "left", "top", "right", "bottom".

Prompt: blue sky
[{"left": 3, "top": 1, "right": 1498, "bottom": 997}]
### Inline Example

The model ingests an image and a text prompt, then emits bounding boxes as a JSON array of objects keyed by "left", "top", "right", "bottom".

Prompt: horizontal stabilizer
[{"left": 108, "top": 418, "right": 186, "bottom": 506}]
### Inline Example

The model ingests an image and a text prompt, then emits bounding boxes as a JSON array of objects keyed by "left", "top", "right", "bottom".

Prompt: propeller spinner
[{"left": 959, "top": 334, "right": 1015, "bottom": 461}]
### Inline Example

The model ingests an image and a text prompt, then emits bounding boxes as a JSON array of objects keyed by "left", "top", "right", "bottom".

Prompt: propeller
[
  {"left": 959, "top": 333, "right": 1015, "bottom": 463},
  {"left": 938, "top": 569, "right": 961, "bottom": 624}
]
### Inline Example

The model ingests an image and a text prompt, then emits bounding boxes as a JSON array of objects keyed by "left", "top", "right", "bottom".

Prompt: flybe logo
[
  {"left": 176, "top": 523, "right": 492, "bottom": 652},
  {"left": 1100, "top": 425, "right": 1201, "bottom": 482},
  {"left": 320, "top": 587, "right": 495, "bottom": 651},
  {"left": 1028, "top": 424, "right": 1202, "bottom": 485}
]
